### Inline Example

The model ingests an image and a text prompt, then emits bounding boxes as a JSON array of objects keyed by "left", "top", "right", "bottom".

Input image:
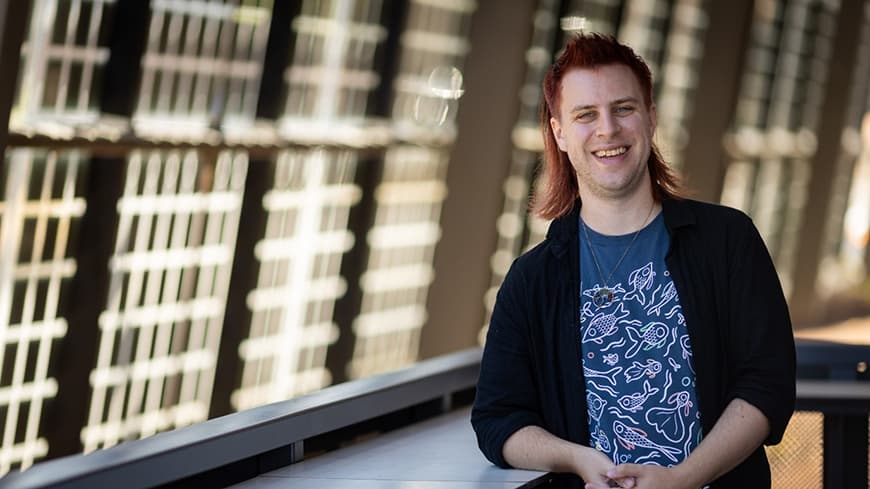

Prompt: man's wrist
[
  {"left": 670, "top": 461, "right": 707, "bottom": 489},
  {"left": 570, "top": 444, "right": 595, "bottom": 473}
]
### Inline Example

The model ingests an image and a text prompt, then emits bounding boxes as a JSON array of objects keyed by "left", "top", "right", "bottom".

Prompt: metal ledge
[
  {"left": 796, "top": 379, "right": 870, "bottom": 414},
  {"left": 0, "top": 348, "right": 482, "bottom": 489},
  {"left": 4, "top": 118, "right": 456, "bottom": 158}
]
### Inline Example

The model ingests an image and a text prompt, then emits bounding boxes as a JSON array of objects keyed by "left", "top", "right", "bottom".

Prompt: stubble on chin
[{"left": 574, "top": 162, "right": 648, "bottom": 202}]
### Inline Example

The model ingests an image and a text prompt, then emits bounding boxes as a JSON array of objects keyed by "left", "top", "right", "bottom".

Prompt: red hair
[{"left": 534, "top": 33, "right": 684, "bottom": 220}]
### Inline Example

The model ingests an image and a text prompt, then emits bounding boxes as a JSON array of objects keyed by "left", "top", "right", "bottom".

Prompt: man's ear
[{"left": 550, "top": 117, "right": 567, "bottom": 152}]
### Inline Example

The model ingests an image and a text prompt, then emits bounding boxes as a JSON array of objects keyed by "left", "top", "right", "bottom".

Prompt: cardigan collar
[{"left": 545, "top": 197, "right": 697, "bottom": 257}]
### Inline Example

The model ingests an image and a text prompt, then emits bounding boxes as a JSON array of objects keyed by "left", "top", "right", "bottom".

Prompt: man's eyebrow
[
  {"left": 611, "top": 97, "right": 641, "bottom": 106},
  {"left": 568, "top": 97, "right": 641, "bottom": 114},
  {"left": 568, "top": 104, "right": 596, "bottom": 114}
]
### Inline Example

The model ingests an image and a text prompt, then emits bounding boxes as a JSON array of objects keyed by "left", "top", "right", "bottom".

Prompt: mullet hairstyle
[{"left": 534, "top": 33, "right": 684, "bottom": 220}]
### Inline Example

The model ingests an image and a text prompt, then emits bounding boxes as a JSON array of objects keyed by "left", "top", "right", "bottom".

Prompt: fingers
[
  {"left": 584, "top": 477, "right": 636, "bottom": 489},
  {"left": 618, "top": 476, "right": 637, "bottom": 488},
  {"left": 584, "top": 483, "right": 613, "bottom": 489},
  {"left": 608, "top": 463, "right": 642, "bottom": 479},
  {"left": 606, "top": 464, "right": 640, "bottom": 488}
]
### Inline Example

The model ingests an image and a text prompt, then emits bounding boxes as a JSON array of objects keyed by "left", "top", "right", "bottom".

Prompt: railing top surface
[
  {"left": 797, "top": 379, "right": 870, "bottom": 399},
  {"left": 795, "top": 378, "right": 870, "bottom": 413},
  {"left": 0, "top": 348, "right": 482, "bottom": 489}
]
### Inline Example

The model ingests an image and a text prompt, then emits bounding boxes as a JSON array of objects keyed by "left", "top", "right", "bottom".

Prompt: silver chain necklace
[{"left": 581, "top": 204, "right": 655, "bottom": 308}]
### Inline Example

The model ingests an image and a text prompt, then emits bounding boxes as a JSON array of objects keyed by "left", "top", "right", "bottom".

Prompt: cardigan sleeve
[
  {"left": 726, "top": 214, "right": 796, "bottom": 445},
  {"left": 471, "top": 259, "right": 545, "bottom": 468}
]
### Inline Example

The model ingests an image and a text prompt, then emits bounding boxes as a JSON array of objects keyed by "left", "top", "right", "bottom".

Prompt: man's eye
[
  {"left": 615, "top": 106, "right": 634, "bottom": 114},
  {"left": 576, "top": 112, "right": 595, "bottom": 121}
]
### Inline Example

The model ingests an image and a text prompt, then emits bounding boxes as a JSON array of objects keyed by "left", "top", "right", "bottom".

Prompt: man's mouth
[{"left": 593, "top": 146, "right": 628, "bottom": 158}]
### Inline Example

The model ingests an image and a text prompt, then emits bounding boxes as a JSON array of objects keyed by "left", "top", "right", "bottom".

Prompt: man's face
[{"left": 550, "top": 64, "right": 656, "bottom": 202}]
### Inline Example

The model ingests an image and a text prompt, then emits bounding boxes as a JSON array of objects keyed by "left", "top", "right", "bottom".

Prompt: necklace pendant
[{"left": 592, "top": 287, "right": 614, "bottom": 308}]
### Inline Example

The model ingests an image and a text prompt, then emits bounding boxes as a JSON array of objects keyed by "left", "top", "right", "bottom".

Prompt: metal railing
[
  {"left": 792, "top": 338, "right": 870, "bottom": 489},
  {"left": 0, "top": 349, "right": 481, "bottom": 489},
  {"left": 2, "top": 340, "right": 870, "bottom": 489}
]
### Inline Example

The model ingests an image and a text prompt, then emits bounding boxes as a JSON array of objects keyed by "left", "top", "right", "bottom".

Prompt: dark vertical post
[
  {"left": 822, "top": 414, "right": 868, "bottom": 489},
  {"left": 678, "top": 0, "right": 753, "bottom": 203},
  {"left": 98, "top": 0, "right": 152, "bottom": 116},
  {"left": 420, "top": 0, "right": 536, "bottom": 358},
  {"left": 209, "top": 1, "right": 300, "bottom": 417},
  {"left": 209, "top": 163, "right": 272, "bottom": 417},
  {"left": 0, "top": 0, "right": 31, "bottom": 174},
  {"left": 328, "top": 154, "right": 383, "bottom": 385},
  {"left": 45, "top": 161, "right": 126, "bottom": 458},
  {"left": 254, "top": 0, "right": 297, "bottom": 121},
  {"left": 866, "top": 210, "right": 870, "bottom": 279},
  {"left": 789, "top": 0, "right": 864, "bottom": 326},
  {"left": 44, "top": 0, "right": 151, "bottom": 459},
  {"left": 326, "top": 0, "right": 409, "bottom": 384}
]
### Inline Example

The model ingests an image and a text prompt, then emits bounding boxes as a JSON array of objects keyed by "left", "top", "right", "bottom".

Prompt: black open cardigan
[{"left": 471, "top": 198, "right": 796, "bottom": 488}]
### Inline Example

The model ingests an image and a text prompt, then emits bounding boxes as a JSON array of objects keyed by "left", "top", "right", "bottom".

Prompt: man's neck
[{"left": 579, "top": 189, "right": 660, "bottom": 236}]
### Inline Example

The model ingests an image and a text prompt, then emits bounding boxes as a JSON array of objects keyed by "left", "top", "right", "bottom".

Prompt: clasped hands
[
  {"left": 580, "top": 452, "right": 693, "bottom": 489},
  {"left": 585, "top": 464, "right": 695, "bottom": 489}
]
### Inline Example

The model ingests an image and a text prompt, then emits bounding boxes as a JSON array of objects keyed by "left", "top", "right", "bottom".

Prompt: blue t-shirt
[{"left": 579, "top": 212, "right": 702, "bottom": 466}]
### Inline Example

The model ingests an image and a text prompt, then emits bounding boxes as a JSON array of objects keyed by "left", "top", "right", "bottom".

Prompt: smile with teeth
[{"left": 593, "top": 147, "right": 628, "bottom": 158}]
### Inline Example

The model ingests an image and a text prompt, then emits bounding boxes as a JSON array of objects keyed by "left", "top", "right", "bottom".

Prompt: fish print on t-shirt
[{"left": 579, "top": 214, "right": 702, "bottom": 467}]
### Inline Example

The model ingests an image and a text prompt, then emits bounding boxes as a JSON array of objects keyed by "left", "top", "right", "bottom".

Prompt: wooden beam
[
  {"left": 790, "top": 0, "right": 866, "bottom": 325},
  {"left": 678, "top": 0, "right": 753, "bottom": 202},
  {"left": 421, "top": 0, "right": 536, "bottom": 358}
]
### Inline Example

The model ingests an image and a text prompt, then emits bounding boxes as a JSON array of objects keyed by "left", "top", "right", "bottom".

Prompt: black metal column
[
  {"left": 0, "top": 0, "right": 31, "bottom": 174},
  {"left": 328, "top": 154, "right": 384, "bottom": 385},
  {"left": 45, "top": 160, "right": 127, "bottom": 458},
  {"left": 44, "top": 0, "right": 151, "bottom": 459},
  {"left": 209, "top": 0, "right": 300, "bottom": 418},
  {"left": 823, "top": 414, "right": 868, "bottom": 489},
  {"left": 209, "top": 162, "right": 272, "bottom": 418},
  {"left": 326, "top": 0, "right": 408, "bottom": 384}
]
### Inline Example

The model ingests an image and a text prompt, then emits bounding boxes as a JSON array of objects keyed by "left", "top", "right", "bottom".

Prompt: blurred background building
[{"left": 0, "top": 0, "right": 868, "bottom": 487}]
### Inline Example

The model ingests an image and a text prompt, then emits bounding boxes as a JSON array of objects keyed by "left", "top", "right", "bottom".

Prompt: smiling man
[{"left": 471, "top": 34, "right": 795, "bottom": 489}]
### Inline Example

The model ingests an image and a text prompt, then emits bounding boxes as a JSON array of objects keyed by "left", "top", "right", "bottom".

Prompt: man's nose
[{"left": 596, "top": 113, "right": 621, "bottom": 137}]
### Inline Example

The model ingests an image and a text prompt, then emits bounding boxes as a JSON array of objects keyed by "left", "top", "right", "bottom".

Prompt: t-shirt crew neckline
[{"left": 580, "top": 210, "right": 664, "bottom": 246}]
